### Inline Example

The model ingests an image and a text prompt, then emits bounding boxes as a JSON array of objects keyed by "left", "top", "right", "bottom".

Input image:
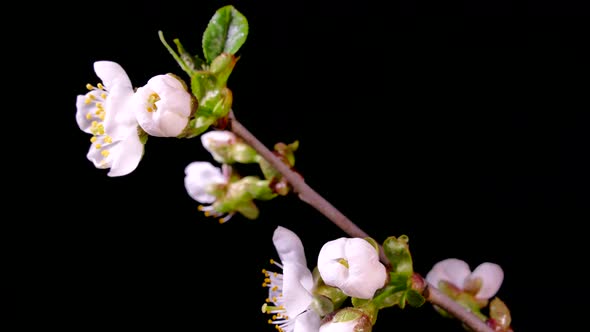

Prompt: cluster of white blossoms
[
  {"left": 76, "top": 61, "right": 194, "bottom": 176},
  {"left": 260, "top": 227, "right": 507, "bottom": 332},
  {"left": 262, "top": 226, "right": 387, "bottom": 332}
]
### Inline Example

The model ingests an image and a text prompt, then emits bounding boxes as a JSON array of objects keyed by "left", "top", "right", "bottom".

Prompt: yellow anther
[
  {"left": 97, "top": 83, "right": 104, "bottom": 90},
  {"left": 264, "top": 278, "right": 271, "bottom": 283},
  {"left": 198, "top": 205, "right": 204, "bottom": 211},
  {"left": 269, "top": 259, "right": 275, "bottom": 264},
  {"left": 204, "top": 211, "right": 211, "bottom": 217},
  {"left": 272, "top": 297, "right": 277, "bottom": 302},
  {"left": 101, "top": 150, "right": 110, "bottom": 157},
  {"left": 91, "top": 121, "right": 98, "bottom": 127},
  {"left": 264, "top": 272, "right": 270, "bottom": 277},
  {"left": 85, "top": 98, "right": 92, "bottom": 105},
  {"left": 90, "top": 136, "right": 97, "bottom": 143},
  {"left": 100, "top": 92, "right": 107, "bottom": 99},
  {"left": 261, "top": 269, "right": 267, "bottom": 274},
  {"left": 273, "top": 272, "right": 278, "bottom": 277},
  {"left": 278, "top": 305, "right": 284, "bottom": 309},
  {"left": 219, "top": 218, "right": 226, "bottom": 224},
  {"left": 86, "top": 113, "right": 92, "bottom": 120},
  {"left": 265, "top": 298, "right": 270, "bottom": 303},
  {"left": 99, "top": 113, "right": 105, "bottom": 121},
  {"left": 268, "top": 319, "right": 273, "bottom": 324},
  {"left": 272, "top": 315, "right": 277, "bottom": 320},
  {"left": 95, "top": 143, "right": 102, "bottom": 149},
  {"left": 95, "top": 102, "right": 103, "bottom": 108},
  {"left": 86, "top": 83, "right": 95, "bottom": 90},
  {"left": 147, "top": 107, "right": 153, "bottom": 113},
  {"left": 262, "top": 283, "right": 267, "bottom": 287},
  {"left": 104, "top": 136, "right": 113, "bottom": 144},
  {"left": 271, "top": 286, "right": 278, "bottom": 291}
]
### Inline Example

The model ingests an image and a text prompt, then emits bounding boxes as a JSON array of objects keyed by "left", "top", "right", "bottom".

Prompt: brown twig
[{"left": 228, "top": 111, "right": 494, "bottom": 332}]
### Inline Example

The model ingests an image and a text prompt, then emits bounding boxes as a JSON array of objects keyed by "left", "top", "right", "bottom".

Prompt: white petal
[
  {"left": 133, "top": 86, "right": 164, "bottom": 136},
  {"left": 107, "top": 130, "right": 143, "bottom": 177},
  {"left": 318, "top": 238, "right": 386, "bottom": 299},
  {"left": 426, "top": 258, "right": 471, "bottom": 290},
  {"left": 184, "top": 162, "right": 226, "bottom": 203},
  {"left": 341, "top": 238, "right": 386, "bottom": 298},
  {"left": 93, "top": 61, "right": 132, "bottom": 90},
  {"left": 272, "top": 226, "right": 308, "bottom": 266},
  {"left": 76, "top": 92, "right": 102, "bottom": 133},
  {"left": 282, "top": 262, "right": 314, "bottom": 318},
  {"left": 469, "top": 262, "right": 504, "bottom": 300},
  {"left": 103, "top": 84, "right": 136, "bottom": 139},
  {"left": 201, "top": 130, "right": 236, "bottom": 150},
  {"left": 294, "top": 310, "right": 321, "bottom": 332},
  {"left": 317, "top": 238, "right": 348, "bottom": 291},
  {"left": 319, "top": 320, "right": 356, "bottom": 332},
  {"left": 158, "top": 111, "right": 188, "bottom": 137}
]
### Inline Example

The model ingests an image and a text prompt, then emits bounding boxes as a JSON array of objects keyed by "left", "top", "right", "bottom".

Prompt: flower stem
[{"left": 228, "top": 111, "right": 494, "bottom": 332}]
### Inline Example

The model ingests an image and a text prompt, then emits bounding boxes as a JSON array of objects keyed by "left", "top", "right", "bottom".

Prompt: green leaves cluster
[{"left": 159, "top": 5, "right": 248, "bottom": 137}]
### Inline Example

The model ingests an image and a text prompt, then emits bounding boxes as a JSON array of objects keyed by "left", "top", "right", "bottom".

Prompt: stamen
[
  {"left": 86, "top": 113, "right": 92, "bottom": 120},
  {"left": 100, "top": 92, "right": 107, "bottom": 99},
  {"left": 101, "top": 150, "right": 110, "bottom": 157},
  {"left": 95, "top": 143, "right": 102, "bottom": 149},
  {"left": 97, "top": 83, "right": 105, "bottom": 90},
  {"left": 90, "top": 136, "right": 97, "bottom": 143},
  {"left": 103, "top": 136, "right": 113, "bottom": 144},
  {"left": 86, "top": 83, "right": 94, "bottom": 90}
]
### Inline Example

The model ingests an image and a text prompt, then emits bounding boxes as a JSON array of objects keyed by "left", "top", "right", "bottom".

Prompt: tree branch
[{"left": 228, "top": 111, "right": 494, "bottom": 332}]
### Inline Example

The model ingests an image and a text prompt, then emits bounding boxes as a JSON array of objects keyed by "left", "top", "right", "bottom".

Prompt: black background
[{"left": 9, "top": 0, "right": 589, "bottom": 331}]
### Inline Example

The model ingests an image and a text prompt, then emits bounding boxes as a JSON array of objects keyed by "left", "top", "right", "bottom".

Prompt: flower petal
[
  {"left": 282, "top": 262, "right": 314, "bottom": 318},
  {"left": 294, "top": 310, "right": 321, "bottom": 332},
  {"left": 469, "top": 262, "right": 504, "bottom": 300},
  {"left": 272, "top": 226, "right": 308, "bottom": 266},
  {"left": 318, "top": 238, "right": 386, "bottom": 299},
  {"left": 103, "top": 84, "right": 136, "bottom": 139},
  {"left": 426, "top": 258, "right": 471, "bottom": 290},
  {"left": 319, "top": 319, "right": 356, "bottom": 332},
  {"left": 342, "top": 238, "right": 386, "bottom": 298},
  {"left": 184, "top": 162, "right": 226, "bottom": 203},
  {"left": 93, "top": 61, "right": 132, "bottom": 90},
  {"left": 107, "top": 131, "right": 144, "bottom": 177},
  {"left": 317, "top": 238, "right": 348, "bottom": 291},
  {"left": 76, "top": 91, "right": 103, "bottom": 133}
]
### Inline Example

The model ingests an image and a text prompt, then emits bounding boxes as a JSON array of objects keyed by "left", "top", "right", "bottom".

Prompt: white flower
[
  {"left": 134, "top": 74, "right": 192, "bottom": 137},
  {"left": 76, "top": 61, "right": 144, "bottom": 177},
  {"left": 262, "top": 226, "right": 321, "bottom": 332},
  {"left": 317, "top": 238, "right": 386, "bottom": 299},
  {"left": 184, "top": 161, "right": 228, "bottom": 203},
  {"left": 201, "top": 130, "right": 236, "bottom": 162},
  {"left": 184, "top": 161, "right": 237, "bottom": 222},
  {"left": 426, "top": 258, "right": 504, "bottom": 300}
]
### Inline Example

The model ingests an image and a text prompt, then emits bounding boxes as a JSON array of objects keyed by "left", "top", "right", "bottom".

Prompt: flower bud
[{"left": 135, "top": 74, "right": 193, "bottom": 137}]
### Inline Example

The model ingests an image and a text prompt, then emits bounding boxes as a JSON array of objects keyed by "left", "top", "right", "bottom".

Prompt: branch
[{"left": 228, "top": 111, "right": 494, "bottom": 332}]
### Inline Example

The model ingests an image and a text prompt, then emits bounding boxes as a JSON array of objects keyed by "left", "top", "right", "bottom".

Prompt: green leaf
[
  {"left": 173, "top": 38, "right": 204, "bottom": 71},
  {"left": 190, "top": 72, "right": 217, "bottom": 102},
  {"left": 405, "top": 289, "right": 426, "bottom": 307},
  {"left": 159, "top": 31, "right": 195, "bottom": 76},
  {"left": 210, "top": 53, "right": 237, "bottom": 88},
  {"left": 383, "top": 235, "right": 414, "bottom": 277},
  {"left": 202, "top": 5, "right": 249, "bottom": 63}
]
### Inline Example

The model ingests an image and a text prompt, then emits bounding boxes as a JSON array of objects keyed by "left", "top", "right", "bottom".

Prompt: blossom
[
  {"left": 425, "top": 258, "right": 504, "bottom": 300},
  {"left": 76, "top": 61, "right": 144, "bottom": 177},
  {"left": 201, "top": 130, "right": 259, "bottom": 164},
  {"left": 262, "top": 226, "right": 321, "bottom": 332},
  {"left": 134, "top": 74, "right": 193, "bottom": 137},
  {"left": 317, "top": 238, "right": 386, "bottom": 299},
  {"left": 184, "top": 161, "right": 232, "bottom": 217}
]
